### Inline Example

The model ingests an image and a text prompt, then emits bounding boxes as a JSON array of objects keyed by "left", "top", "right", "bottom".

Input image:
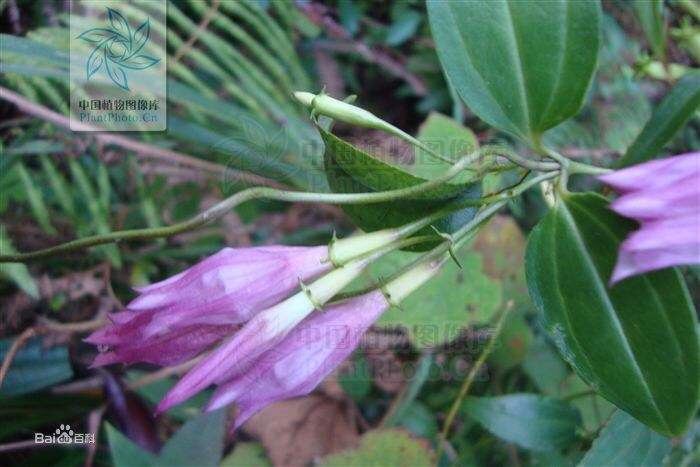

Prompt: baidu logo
[{"left": 34, "top": 424, "right": 95, "bottom": 445}]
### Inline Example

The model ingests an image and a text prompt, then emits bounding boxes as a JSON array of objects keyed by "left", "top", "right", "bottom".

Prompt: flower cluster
[
  {"left": 600, "top": 152, "right": 700, "bottom": 283},
  {"left": 88, "top": 231, "right": 444, "bottom": 427}
]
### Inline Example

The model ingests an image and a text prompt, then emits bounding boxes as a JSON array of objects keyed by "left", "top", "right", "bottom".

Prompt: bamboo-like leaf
[
  {"left": 97, "top": 163, "right": 111, "bottom": 215},
  {"left": 68, "top": 159, "right": 122, "bottom": 267},
  {"left": 0, "top": 34, "right": 69, "bottom": 67},
  {"left": 633, "top": 0, "right": 666, "bottom": 60},
  {"left": 616, "top": 72, "right": 700, "bottom": 168},
  {"left": 39, "top": 156, "right": 75, "bottom": 217},
  {"left": 0, "top": 227, "right": 39, "bottom": 298},
  {"left": 16, "top": 162, "right": 57, "bottom": 235}
]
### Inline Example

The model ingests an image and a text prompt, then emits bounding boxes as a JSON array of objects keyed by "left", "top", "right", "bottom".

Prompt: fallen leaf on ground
[{"left": 243, "top": 393, "right": 358, "bottom": 467}]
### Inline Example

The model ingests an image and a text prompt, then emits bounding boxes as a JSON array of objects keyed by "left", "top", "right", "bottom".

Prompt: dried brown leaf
[{"left": 242, "top": 394, "right": 358, "bottom": 467}]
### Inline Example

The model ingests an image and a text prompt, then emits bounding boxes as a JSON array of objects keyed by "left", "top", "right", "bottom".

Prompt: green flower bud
[
  {"left": 294, "top": 91, "right": 387, "bottom": 130},
  {"left": 294, "top": 91, "right": 451, "bottom": 164}
]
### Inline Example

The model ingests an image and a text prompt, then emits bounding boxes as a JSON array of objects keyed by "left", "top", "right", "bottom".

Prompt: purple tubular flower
[
  {"left": 90, "top": 324, "right": 237, "bottom": 367},
  {"left": 154, "top": 257, "right": 371, "bottom": 414},
  {"left": 127, "top": 246, "right": 330, "bottom": 325},
  {"left": 86, "top": 245, "right": 330, "bottom": 366},
  {"left": 599, "top": 152, "right": 700, "bottom": 283},
  {"left": 87, "top": 229, "right": 444, "bottom": 423},
  {"left": 206, "top": 290, "right": 389, "bottom": 428},
  {"left": 199, "top": 256, "right": 446, "bottom": 428}
]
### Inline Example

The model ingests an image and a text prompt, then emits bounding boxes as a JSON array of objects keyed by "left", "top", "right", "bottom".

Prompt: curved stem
[
  {"left": 0, "top": 150, "right": 484, "bottom": 263},
  {"left": 333, "top": 170, "right": 558, "bottom": 300},
  {"left": 1, "top": 142, "right": 558, "bottom": 263},
  {"left": 436, "top": 302, "right": 514, "bottom": 460},
  {"left": 498, "top": 146, "right": 559, "bottom": 172},
  {"left": 0, "top": 328, "right": 37, "bottom": 389},
  {"left": 539, "top": 145, "right": 611, "bottom": 175},
  {"left": 567, "top": 159, "right": 612, "bottom": 175},
  {"left": 334, "top": 200, "right": 506, "bottom": 301}
]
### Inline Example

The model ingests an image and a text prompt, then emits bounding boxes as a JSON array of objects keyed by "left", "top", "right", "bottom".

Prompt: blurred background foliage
[{"left": 0, "top": 0, "right": 698, "bottom": 466}]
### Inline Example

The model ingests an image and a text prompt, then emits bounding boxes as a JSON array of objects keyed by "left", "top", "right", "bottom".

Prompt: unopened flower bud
[
  {"left": 293, "top": 91, "right": 387, "bottom": 129},
  {"left": 383, "top": 255, "right": 447, "bottom": 305},
  {"left": 294, "top": 91, "right": 439, "bottom": 161}
]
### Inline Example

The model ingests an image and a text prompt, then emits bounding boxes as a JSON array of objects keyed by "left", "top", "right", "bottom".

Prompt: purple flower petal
[
  {"left": 155, "top": 292, "right": 315, "bottom": 414},
  {"left": 90, "top": 324, "right": 236, "bottom": 367},
  {"left": 156, "top": 260, "right": 372, "bottom": 414},
  {"left": 128, "top": 246, "right": 329, "bottom": 318},
  {"left": 600, "top": 152, "right": 700, "bottom": 283},
  {"left": 622, "top": 216, "right": 700, "bottom": 251},
  {"left": 599, "top": 152, "right": 700, "bottom": 193},
  {"left": 88, "top": 245, "right": 330, "bottom": 370},
  {"left": 609, "top": 172, "right": 699, "bottom": 221},
  {"left": 611, "top": 243, "right": 700, "bottom": 283},
  {"left": 205, "top": 290, "right": 389, "bottom": 428}
]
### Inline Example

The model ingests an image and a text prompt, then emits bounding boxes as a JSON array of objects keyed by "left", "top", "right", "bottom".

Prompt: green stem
[
  {"left": 1, "top": 140, "right": 558, "bottom": 263},
  {"left": 562, "top": 388, "right": 597, "bottom": 401},
  {"left": 368, "top": 235, "right": 439, "bottom": 255},
  {"left": 568, "top": 160, "right": 612, "bottom": 175},
  {"left": 498, "top": 146, "right": 559, "bottom": 172},
  {"left": 333, "top": 170, "right": 558, "bottom": 300},
  {"left": 0, "top": 149, "right": 486, "bottom": 263},
  {"left": 436, "top": 303, "right": 514, "bottom": 460},
  {"left": 540, "top": 146, "right": 611, "bottom": 175}
]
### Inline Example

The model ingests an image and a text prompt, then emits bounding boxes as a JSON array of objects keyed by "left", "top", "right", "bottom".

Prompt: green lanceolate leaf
[
  {"left": 106, "top": 423, "right": 157, "bottom": 467},
  {"left": 462, "top": 394, "right": 581, "bottom": 451},
  {"left": 578, "top": 410, "right": 671, "bottom": 467},
  {"left": 0, "top": 336, "right": 73, "bottom": 396},
  {"left": 320, "top": 124, "right": 482, "bottom": 251},
  {"left": 525, "top": 193, "right": 699, "bottom": 436},
  {"left": 633, "top": 0, "right": 666, "bottom": 60},
  {"left": 427, "top": 0, "right": 600, "bottom": 142},
  {"left": 156, "top": 409, "right": 226, "bottom": 467},
  {"left": 0, "top": 227, "right": 39, "bottom": 298},
  {"left": 320, "top": 125, "right": 478, "bottom": 199},
  {"left": 616, "top": 72, "right": 700, "bottom": 168}
]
